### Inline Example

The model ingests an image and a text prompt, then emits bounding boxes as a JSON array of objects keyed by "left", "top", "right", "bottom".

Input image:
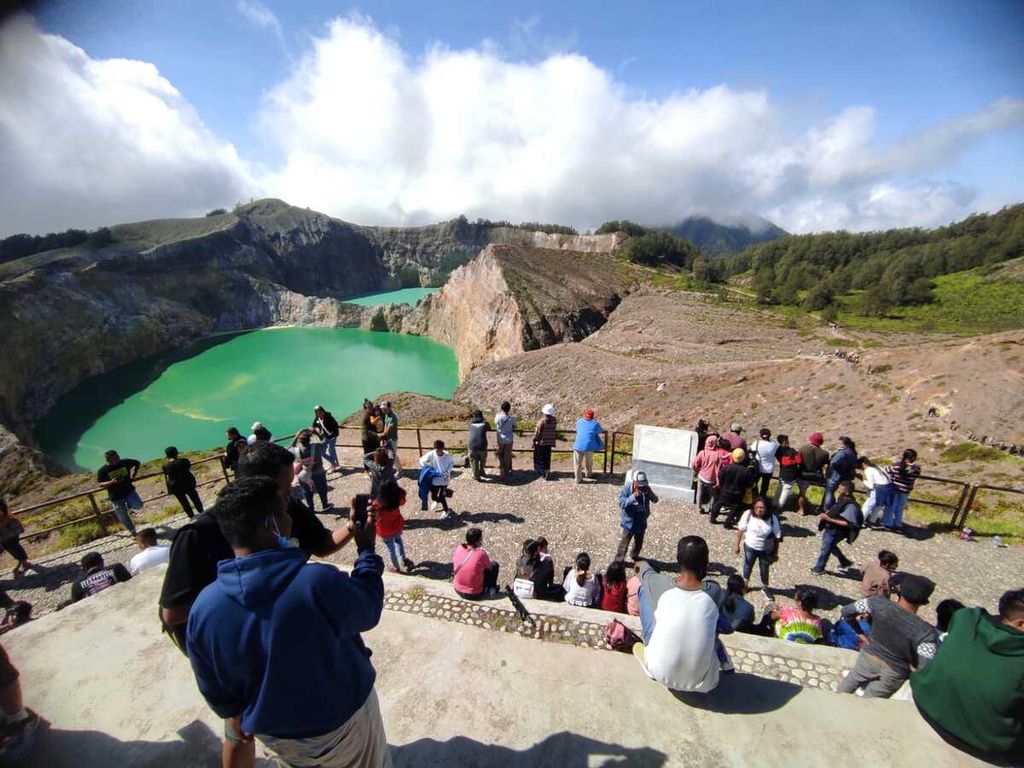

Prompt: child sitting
[
  {"left": 723, "top": 575, "right": 755, "bottom": 632},
  {"left": 598, "top": 560, "right": 628, "bottom": 613},
  {"left": 770, "top": 587, "right": 825, "bottom": 644},
  {"left": 563, "top": 552, "right": 600, "bottom": 607},
  {"left": 375, "top": 481, "right": 414, "bottom": 573},
  {"left": 861, "top": 549, "right": 899, "bottom": 598},
  {"left": 626, "top": 562, "right": 642, "bottom": 616}
]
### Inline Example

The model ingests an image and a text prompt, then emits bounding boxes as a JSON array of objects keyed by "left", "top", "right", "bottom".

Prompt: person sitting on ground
[
  {"left": 292, "top": 429, "right": 334, "bottom": 513},
  {"left": 248, "top": 421, "right": 272, "bottom": 445},
  {"left": 363, "top": 447, "right": 394, "bottom": 500},
  {"left": 709, "top": 449, "right": 756, "bottom": 528},
  {"left": 514, "top": 539, "right": 563, "bottom": 601},
  {"left": 810, "top": 480, "right": 862, "bottom": 575},
  {"left": 823, "top": 435, "right": 858, "bottom": 510},
  {"left": 722, "top": 423, "right": 747, "bottom": 452},
  {"left": 769, "top": 586, "right": 825, "bottom": 644},
  {"left": 96, "top": 449, "right": 142, "bottom": 537},
  {"left": 495, "top": 401, "right": 516, "bottom": 480},
  {"left": 598, "top": 560, "right": 628, "bottom": 613},
  {"left": 452, "top": 528, "right": 499, "bottom": 600},
  {"left": 162, "top": 446, "right": 204, "bottom": 519},
  {"left": 884, "top": 448, "right": 921, "bottom": 534},
  {"left": 159, "top": 442, "right": 354, "bottom": 652},
  {"left": 723, "top": 575, "right": 755, "bottom": 633},
  {"left": 935, "top": 598, "right": 965, "bottom": 641},
  {"left": 626, "top": 562, "right": 642, "bottom": 617},
  {"left": 223, "top": 427, "right": 248, "bottom": 476},
  {"left": 563, "top": 552, "right": 601, "bottom": 608},
  {"left": 533, "top": 404, "right": 558, "bottom": 480},
  {"left": 911, "top": 588, "right": 1024, "bottom": 766},
  {"left": 735, "top": 496, "right": 783, "bottom": 598},
  {"left": 749, "top": 427, "right": 778, "bottom": 498},
  {"left": 633, "top": 536, "right": 720, "bottom": 693},
  {"left": 375, "top": 481, "right": 414, "bottom": 574},
  {"left": 796, "top": 432, "right": 829, "bottom": 515},
  {"left": 186, "top": 480, "right": 389, "bottom": 768},
  {"left": 857, "top": 455, "right": 893, "bottom": 530},
  {"left": 71, "top": 552, "right": 131, "bottom": 603},
  {"left": 129, "top": 528, "right": 170, "bottom": 576},
  {"left": 536, "top": 536, "right": 552, "bottom": 562},
  {"left": 0, "top": 642, "right": 41, "bottom": 760},
  {"left": 0, "top": 501, "right": 35, "bottom": 581},
  {"left": 861, "top": 549, "right": 899, "bottom": 598},
  {"left": 311, "top": 405, "right": 341, "bottom": 472},
  {"left": 467, "top": 410, "right": 491, "bottom": 481},
  {"left": 572, "top": 409, "right": 605, "bottom": 484},
  {"left": 418, "top": 440, "right": 454, "bottom": 517},
  {"left": 772, "top": 434, "right": 803, "bottom": 511},
  {"left": 690, "top": 436, "right": 722, "bottom": 515},
  {"left": 838, "top": 573, "right": 938, "bottom": 698},
  {"left": 616, "top": 470, "right": 658, "bottom": 562}
]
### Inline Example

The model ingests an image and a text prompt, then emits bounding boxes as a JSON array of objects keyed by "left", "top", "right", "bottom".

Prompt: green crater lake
[
  {"left": 345, "top": 287, "right": 438, "bottom": 307},
  {"left": 35, "top": 327, "right": 459, "bottom": 472}
]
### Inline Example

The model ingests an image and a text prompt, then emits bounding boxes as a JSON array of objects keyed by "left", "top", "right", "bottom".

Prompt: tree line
[{"left": 0, "top": 227, "right": 116, "bottom": 265}]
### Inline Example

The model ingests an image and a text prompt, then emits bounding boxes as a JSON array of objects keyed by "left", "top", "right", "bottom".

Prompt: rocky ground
[{"left": 7, "top": 456, "right": 1019, "bottom": 627}]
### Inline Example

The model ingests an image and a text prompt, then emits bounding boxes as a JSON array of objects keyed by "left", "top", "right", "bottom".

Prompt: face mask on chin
[{"left": 269, "top": 517, "right": 299, "bottom": 550}]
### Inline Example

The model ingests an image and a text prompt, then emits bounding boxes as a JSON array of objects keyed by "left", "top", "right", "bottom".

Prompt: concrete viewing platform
[{"left": 3, "top": 565, "right": 984, "bottom": 767}]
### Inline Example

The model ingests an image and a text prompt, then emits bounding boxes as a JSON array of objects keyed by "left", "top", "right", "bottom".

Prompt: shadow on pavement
[
  {"left": 770, "top": 583, "right": 853, "bottom": 611},
  {"left": 671, "top": 672, "right": 801, "bottom": 715},
  {"left": 28, "top": 718, "right": 278, "bottom": 767},
  {"left": 391, "top": 732, "right": 668, "bottom": 767}
]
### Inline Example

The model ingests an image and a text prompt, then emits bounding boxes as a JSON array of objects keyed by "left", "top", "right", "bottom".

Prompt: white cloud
[
  {"left": 259, "top": 16, "right": 1024, "bottom": 233},
  {"left": 0, "top": 15, "right": 254, "bottom": 236},
  {"left": 236, "top": 0, "right": 287, "bottom": 56}
]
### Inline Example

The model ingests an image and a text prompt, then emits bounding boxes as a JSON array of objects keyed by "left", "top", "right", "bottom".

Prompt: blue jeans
[
  {"left": 742, "top": 544, "right": 772, "bottom": 587},
  {"left": 382, "top": 534, "right": 406, "bottom": 570},
  {"left": 814, "top": 528, "right": 852, "bottom": 571},
  {"left": 323, "top": 436, "right": 338, "bottom": 467},
  {"left": 883, "top": 491, "right": 910, "bottom": 529},
  {"left": 111, "top": 491, "right": 143, "bottom": 535},
  {"left": 863, "top": 484, "right": 894, "bottom": 525},
  {"left": 822, "top": 478, "right": 840, "bottom": 511}
]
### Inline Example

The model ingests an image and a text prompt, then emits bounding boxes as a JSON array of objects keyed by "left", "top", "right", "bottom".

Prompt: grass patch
[
  {"left": 939, "top": 442, "right": 1011, "bottom": 463},
  {"left": 405, "top": 585, "right": 426, "bottom": 602},
  {"left": 58, "top": 521, "right": 106, "bottom": 549},
  {"left": 914, "top": 497, "right": 1024, "bottom": 544}
]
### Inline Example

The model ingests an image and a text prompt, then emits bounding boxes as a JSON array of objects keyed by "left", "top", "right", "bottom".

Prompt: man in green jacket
[{"left": 911, "top": 588, "right": 1024, "bottom": 765}]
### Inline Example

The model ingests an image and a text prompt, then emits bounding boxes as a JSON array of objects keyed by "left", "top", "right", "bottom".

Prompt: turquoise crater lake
[{"left": 35, "top": 326, "right": 459, "bottom": 472}]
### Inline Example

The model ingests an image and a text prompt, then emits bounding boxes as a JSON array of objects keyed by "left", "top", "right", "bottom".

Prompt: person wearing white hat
[
  {"left": 533, "top": 405, "right": 558, "bottom": 480},
  {"left": 248, "top": 422, "right": 273, "bottom": 445}
]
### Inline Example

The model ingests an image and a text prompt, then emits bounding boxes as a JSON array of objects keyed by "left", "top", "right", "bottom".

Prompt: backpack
[
  {"left": 846, "top": 503, "right": 864, "bottom": 544},
  {"left": 603, "top": 619, "right": 640, "bottom": 653}
]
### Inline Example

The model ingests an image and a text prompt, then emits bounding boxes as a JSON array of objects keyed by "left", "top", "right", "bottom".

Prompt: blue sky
[{"left": 1, "top": 0, "right": 1021, "bottom": 234}]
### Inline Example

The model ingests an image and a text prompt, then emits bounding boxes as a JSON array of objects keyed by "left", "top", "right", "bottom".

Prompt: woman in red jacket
[{"left": 375, "top": 481, "right": 414, "bottom": 573}]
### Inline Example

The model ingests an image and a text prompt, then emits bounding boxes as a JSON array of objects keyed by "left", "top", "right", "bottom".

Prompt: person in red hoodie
[
  {"left": 375, "top": 481, "right": 414, "bottom": 573},
  {"left": 598, "top": 560, "right": 629, "bottom": 613},
  {"left": 690, "top": 436, "right": 722, "bottom": 514}
]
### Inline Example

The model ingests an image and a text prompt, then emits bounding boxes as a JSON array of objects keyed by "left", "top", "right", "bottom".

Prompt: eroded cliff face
[{"left": 403, "top": 244, "right": 636, "bottom": 377}]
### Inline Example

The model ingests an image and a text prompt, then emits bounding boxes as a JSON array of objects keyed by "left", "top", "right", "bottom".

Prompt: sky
[{"left": 0, "top": 0, "right": 1022, "bottom": 237}]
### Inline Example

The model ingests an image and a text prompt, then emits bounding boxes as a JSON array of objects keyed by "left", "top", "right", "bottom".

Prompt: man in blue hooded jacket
[{"left": 186, "top": 477, "right": 389, "bottom": 767}]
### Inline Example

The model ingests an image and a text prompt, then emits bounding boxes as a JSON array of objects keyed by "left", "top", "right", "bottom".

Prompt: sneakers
[
  {"left": 402, "top": 557, "right": 415, "bottom": 571},
  {"left": 632, "top": 642, "right": 655, "bottom": 680},
  {"left": 387, "top": 566, "right": 401, "bottom": 574},
  {"left": 809, "top": 568, "right": 825, "bottom": 576},
  {"left": 761, "top": 588, "right": 773, "bottom": 601}
]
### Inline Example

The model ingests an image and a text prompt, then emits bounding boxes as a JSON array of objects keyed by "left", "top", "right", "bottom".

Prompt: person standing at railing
[
  {"left": 311, "top": 405, "right": 341, "bottom": 473},
  {"left": 162, "top": 447, "right": 204, "bottom": 519},
  {"left": 360, "top": 404, "right": 380, "bottom": 456},
  {"left": 379, "top": 401, "right": 401, "bottom": 473},
  {"left": 248, "top": 422, "right": 272, "bottom": 445},
  {"left": 467, "top": 410, "right": 491, "bottom": 481},
  {"left": 0, "top": 501, "right": 36, "bottom": 581},
  {"left": 96, "top": 450, "right": 142, "bottom": 536},
  {"left": 572, "top": 409, "right": 604, "bottom": 484},
  {"left": 291, "top": 430, "right": 334, "bottom": 514},
  {"left": 223, "top": 427, "right": 248, "bottom": 476},
  {"left": 533, "top": 404, "right": 558, "bottom": 480},
  {"left": 884, "top": 449, "right": 921, "bottom": 534},
  {"left": 495, "top": 401, "right": 516, "bottom": 480}
]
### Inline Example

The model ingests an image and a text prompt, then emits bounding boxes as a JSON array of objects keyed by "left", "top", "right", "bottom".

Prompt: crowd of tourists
[{"left": 0, "top": 402, "right": 1020, "bottom": 767}]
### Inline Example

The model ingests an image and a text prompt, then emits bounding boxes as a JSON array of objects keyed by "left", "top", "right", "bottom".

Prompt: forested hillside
[{"left": 720, "top": 204, "right": 1024, "bottom": 316}]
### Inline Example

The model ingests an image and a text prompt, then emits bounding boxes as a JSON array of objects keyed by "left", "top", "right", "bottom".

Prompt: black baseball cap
[{"left": 895, "top": 573, "right": 935, "bottom": 606}]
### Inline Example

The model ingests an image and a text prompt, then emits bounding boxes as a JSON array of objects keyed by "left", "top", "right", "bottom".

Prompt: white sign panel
[{"left": 629, "top": 424, "right": 700, "bottom": 502}]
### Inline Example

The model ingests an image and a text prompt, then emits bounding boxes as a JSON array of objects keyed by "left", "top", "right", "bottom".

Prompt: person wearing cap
[
  {"left": 838, "top": 573, "right": 939, "bottom": 698},
  {"left": 708, "top": 449, "right": 757, "bottom": 528},
  {"left": 248, "top": 422, "right": 273, "bottom": 445},
  {"left": 616, "top": 471, "right": 658, "bottom": 561},
  {"left": 796, "top": 432, "right": 829, "bottom": 515},
  {"left": 533, "top": 404, "right": 558, "bottom": 480},
  {"left": 572, "top": 409, "right": 605, "bottom": 484},
  {"left": 721, "top": 423, "right": 747, "bottom": 452},
  {"left": 311, "top": 405, "right": 341, "bottom": 472}
]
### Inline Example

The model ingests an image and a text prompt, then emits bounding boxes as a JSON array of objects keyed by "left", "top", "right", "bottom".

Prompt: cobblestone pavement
[{"left": 6, "top": 462, "right": 1021, "bottom": 630}]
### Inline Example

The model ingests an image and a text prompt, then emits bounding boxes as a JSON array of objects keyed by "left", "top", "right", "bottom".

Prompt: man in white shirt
[
  {"left": 129, "top": 528, "right": 170, "bottom": 575},
  {"left": 633, "top": 536, "right": 720, "bottom": 693},
  {"left": 419, "top": 440, "right": 454, "bottom": 517}
]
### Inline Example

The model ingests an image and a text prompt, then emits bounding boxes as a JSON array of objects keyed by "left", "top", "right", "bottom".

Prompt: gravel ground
[{"left": 5, "top": 459, "right": 1020, "bottom": 624}]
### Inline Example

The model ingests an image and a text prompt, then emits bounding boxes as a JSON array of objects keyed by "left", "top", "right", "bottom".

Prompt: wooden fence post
[
  {"left": 602, "top": 431, "right": 609, "bottom": 474},
  {"left": 87, "top": 492, "right": 108, "bottom": 534},
  {"left": 609, "top": 432, "right": 617, "bottom": 474},
  {"left": 416, "top": 428, "right": 423, "bottom": 457}
]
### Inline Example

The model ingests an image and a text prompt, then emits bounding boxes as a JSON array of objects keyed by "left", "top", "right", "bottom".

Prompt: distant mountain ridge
[{"left": 665, "top": 215, "right": 788, "bottom": 257}]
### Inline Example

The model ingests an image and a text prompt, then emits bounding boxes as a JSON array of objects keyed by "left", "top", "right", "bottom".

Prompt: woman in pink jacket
[{"left": 691, "top": 436, "right": 721, "bottom": 514}]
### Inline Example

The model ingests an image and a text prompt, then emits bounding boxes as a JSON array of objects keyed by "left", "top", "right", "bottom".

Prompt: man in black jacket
[
  {"left": 162, "top": 446, "right": 203, "bottom": 519},
  {"left": 709, "top": 449, "right": 757, "bottom": 528},
  {"left": 811, "top": 480, "right": 862, "bottom": 574},
  {"left": 311, "top": 405, "right": 341, "bottom": 471}
]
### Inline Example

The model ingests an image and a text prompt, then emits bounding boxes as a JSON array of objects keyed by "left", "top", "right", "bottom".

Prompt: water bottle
[{"left": 993, "top": 535, "right": 1002, "bottom": 548}]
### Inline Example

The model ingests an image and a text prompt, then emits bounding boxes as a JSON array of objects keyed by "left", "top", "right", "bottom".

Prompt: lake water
[
  {"left": 35, "top": 327, "right": 458, "bottom": 471},
  {"left": 345, "top": 287, "right": 438, "bottom": 307}
]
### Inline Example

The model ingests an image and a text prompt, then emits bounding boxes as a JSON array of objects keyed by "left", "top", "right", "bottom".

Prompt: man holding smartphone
[{"left": 186, "top": 481, "right": 388, "bottom": 767}]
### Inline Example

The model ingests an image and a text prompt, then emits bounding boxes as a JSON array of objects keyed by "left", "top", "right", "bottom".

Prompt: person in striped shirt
[{"left": 883, "top": 448, "right": 920, "bottom": 533}]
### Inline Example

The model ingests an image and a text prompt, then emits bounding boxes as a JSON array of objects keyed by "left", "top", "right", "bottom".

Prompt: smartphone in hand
[{"left": 352, "top": 494, "right": 371, "bottom": 526}]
